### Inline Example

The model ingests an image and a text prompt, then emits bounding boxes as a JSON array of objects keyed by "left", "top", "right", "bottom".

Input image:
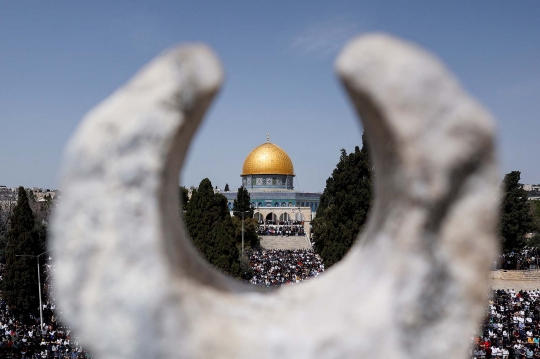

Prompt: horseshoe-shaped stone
[{"left": 51, "top": 34, "right": 499, "bottom": 359}]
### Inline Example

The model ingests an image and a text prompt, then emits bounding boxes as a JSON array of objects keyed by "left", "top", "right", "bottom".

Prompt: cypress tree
[
  {"left": 312, "top": 132, "right": 373, "bottom": 268},
  {"left": 179, "top": 186, "right": 189, "bottom": 211},
  {"left": 500, "top": 171, "right": 533, "bottom": 252},
  {"left": 231, "top": 185, "right": 259, "bottom": 250},
  {"left": 232, "top": 185, "right": 254, "bottom": 219},
  {"left": 184, "top": 179, "right": 241, "bottom": 276},
  {"left": 0, "top": 203, "right": 12, "bottom": 263},
  {"left": 530, "top": 200, "right": 540, "bottom": 235},
  {"left": 2, "top": 187, "right": 46, "bottom": 315},
  {"left": 224, "top": 183, "right": 230, "bottom": 192}
]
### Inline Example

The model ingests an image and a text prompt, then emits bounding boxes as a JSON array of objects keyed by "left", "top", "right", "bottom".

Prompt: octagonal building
[{"left": 223, "top": 137, "right": 321, "bottom": 220}]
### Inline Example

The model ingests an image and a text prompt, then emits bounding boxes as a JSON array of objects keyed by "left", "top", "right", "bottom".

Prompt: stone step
[{"left": 492, "top": 270, "right": 540, "bottom": 281}]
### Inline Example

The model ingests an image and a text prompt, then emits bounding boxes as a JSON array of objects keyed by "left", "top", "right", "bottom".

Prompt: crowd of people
[
  {"left": 256, "top": 220, "right": 306, "bottom": 236},
  {"left": 471, "top": 288, "right": 540, "bottom": 359},
  {"left": 496, "top": 248, "right": 540, "bottom": 270},
  {"left": 247, "top": 249, "right": 324, "bottom": 286},
  {"left": 256, "top": 226, "right": 305, "bottom": 236},
  {"left": 0, "top": 263, "right": 92, "bottom": 358},
  {"left": 9, "top": 243, "right": 540, "bottom": 358}
]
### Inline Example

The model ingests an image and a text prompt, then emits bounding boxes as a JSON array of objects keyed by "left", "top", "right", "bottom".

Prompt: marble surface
[{"left": 51, "top": 34, "right": 500, "bottom": 359}]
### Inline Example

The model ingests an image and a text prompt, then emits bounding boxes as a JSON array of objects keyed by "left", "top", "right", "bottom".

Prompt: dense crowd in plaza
[
  {"left": 471, "top": 288, "right": 540, "bottom": 359},
  {"left": 256, "top": 220, "right": 306, "bottom": 236},
  {"left": 496, "top": 247, "right": 540, "bottom": 270},
  {"left": 0, "top": 263, "right": 92, "bottom": 359},
  {"left": 7, "top": 241, "right": 540, "bottom": 358},
  {"left": 247, "top": 249, "right": 324, "bottom": 286}
]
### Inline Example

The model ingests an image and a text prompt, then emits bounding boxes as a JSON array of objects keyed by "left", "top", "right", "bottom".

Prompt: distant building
[
  {"left": 524, "top": 184, "right": 540, "bottom": 192},
  {"left": 0, "top": 187, "right": 17, "bottom": 211},
  {"left": 223, "top": 137, "right": 321, "bottom": 225}
]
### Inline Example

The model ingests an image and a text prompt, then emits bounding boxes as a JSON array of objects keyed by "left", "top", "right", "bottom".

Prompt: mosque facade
[{"left": 223, "top": 137, "right": 321, "bottom": 224}]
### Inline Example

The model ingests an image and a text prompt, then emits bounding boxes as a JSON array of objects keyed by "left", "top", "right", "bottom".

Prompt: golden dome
[{"left": 242, "top": 142, "right": 295, "bottom": 176}]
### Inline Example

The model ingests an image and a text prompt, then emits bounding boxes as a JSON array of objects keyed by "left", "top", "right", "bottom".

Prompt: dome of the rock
[
  {"left": 242, "top": 142, "right": 294, "bottom": 176},
  {"left": 223, "top": 136, "right": 320, "bottom": 221}
]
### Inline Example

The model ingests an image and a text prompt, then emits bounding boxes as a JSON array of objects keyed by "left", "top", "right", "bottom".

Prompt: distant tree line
[{"left": 1, "top": 163, "right": 537, "bottom": 320}]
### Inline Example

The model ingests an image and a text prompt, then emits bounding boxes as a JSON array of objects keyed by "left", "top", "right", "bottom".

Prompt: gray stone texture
[{"left": 52, "top": 34, "right": 499, "bottom": 359}]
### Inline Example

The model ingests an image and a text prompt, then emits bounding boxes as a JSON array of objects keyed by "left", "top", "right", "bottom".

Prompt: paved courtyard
[
  {"left": 490, "top": 279, "right": 540, "bottom": 291},
  {"left": 259, "top": 235, "right": 312, "bottom": 250}
]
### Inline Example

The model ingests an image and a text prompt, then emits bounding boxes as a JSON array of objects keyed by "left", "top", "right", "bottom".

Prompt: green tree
[
  {"left": 500, "top": 171, "right": 533, "bottom": 252},
  {"left": 232, "top": 185, "right": 254, "bottom": 219},
  {"left": 184, "top": 179, "right": 241, "bottom": 277},
  {"left": 224, "top": 183, "right": 230, "bottom": 192},
  {"left": 179, "top": 186, "right": 189, "bottom": 211},
  {"left": 529, "top": 233, "right": 540, "bottom": 248},
  {"left": 0, "top": 202, "right": 14, "bottom": 263},
  {"left": 231, "top": 216, "right": 260, "bottom": 249},
  {"left": 529, "top": 200, "right": 540, "bottom": 234},
  {"left": 313, "top": 132, "right": 373, "bottom": 268},
  {"left": 2, "top": 187, "right": 46, "bottom": 315},
  {"left": 231, "top": 186, "right": 258, "bottom": 250}
]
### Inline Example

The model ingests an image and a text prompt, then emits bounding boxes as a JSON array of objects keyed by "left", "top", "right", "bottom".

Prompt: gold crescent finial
[{"left": 267, "top": 132, "right": 270, "bottom": 143}]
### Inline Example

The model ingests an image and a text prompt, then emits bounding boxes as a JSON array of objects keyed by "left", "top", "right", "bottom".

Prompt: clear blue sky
[{"left": 1, "top": 1, "right": 539, "bottom": 192}]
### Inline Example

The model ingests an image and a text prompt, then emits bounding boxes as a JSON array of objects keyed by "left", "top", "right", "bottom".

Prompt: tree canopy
[
  {"left": 232, "top": 185, "right": 254, "bottom": 219},
  {"left": 1, "top": 187, "right": 46, "bottom": 315},
  {"left": 231, "top": 185, "right": 259, "bottom": 250},
  {"left": 500, "top": 171, "right": 533, "bottom": 252},
  {"left": 184, "top": 179, "right": 241, "bottom": 277},
  {"left": 231, "top": 216, "right": 259, "bottom": 249},
  {"left": 224, "top": 183, "right": 230, "bottom": 192},
  {"left": 312, "top": 132, "right": 373, "bottom": 268},
  {"left": 0, "top": 203, "right": 13, "bottom": 263},
  {"left": 529, "top": 200, "right": 540, "bottom": 234},
  {"left": 179, "top": 186, "right": 189, "bottom": 211}
]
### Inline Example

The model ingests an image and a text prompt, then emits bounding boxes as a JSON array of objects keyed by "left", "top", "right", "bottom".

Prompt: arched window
[
  {"left": 274, "top": 202, "right": 279, "bottom": 207},
  {"left": 281, "top": 202, "right": 286, "bottom": 207},
  {"left": 279, "top": 213, "right": 290, "bottom": 222},
  {"left": 258, "top": 202, "right": 262, "bottom": 207},
  {"left": 254, "top": 212, "right": 264, "bottom": 222}
]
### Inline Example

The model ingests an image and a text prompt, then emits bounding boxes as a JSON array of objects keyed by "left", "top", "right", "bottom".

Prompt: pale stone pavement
[
  {"left": 490, "top": 279, "right": 540, "bottom": 291},
  {"left": 259, "top": 239, "right": 540, "bottom": 290},
  {"left": 259, "top": 235, "right": 312, "bottom": 250}
]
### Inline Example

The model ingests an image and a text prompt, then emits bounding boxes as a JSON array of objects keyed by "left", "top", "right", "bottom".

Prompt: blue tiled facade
[
  {"left": 240, "top": 174, "right": 294, "bottom": 190},
  {"left": 223, "top": 189, "right": 321, "bottom": 214}
]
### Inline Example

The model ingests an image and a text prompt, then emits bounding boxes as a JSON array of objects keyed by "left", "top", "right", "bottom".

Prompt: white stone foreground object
[{"left": 51, "top": 34, "right": 499, "bottom": 359}]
